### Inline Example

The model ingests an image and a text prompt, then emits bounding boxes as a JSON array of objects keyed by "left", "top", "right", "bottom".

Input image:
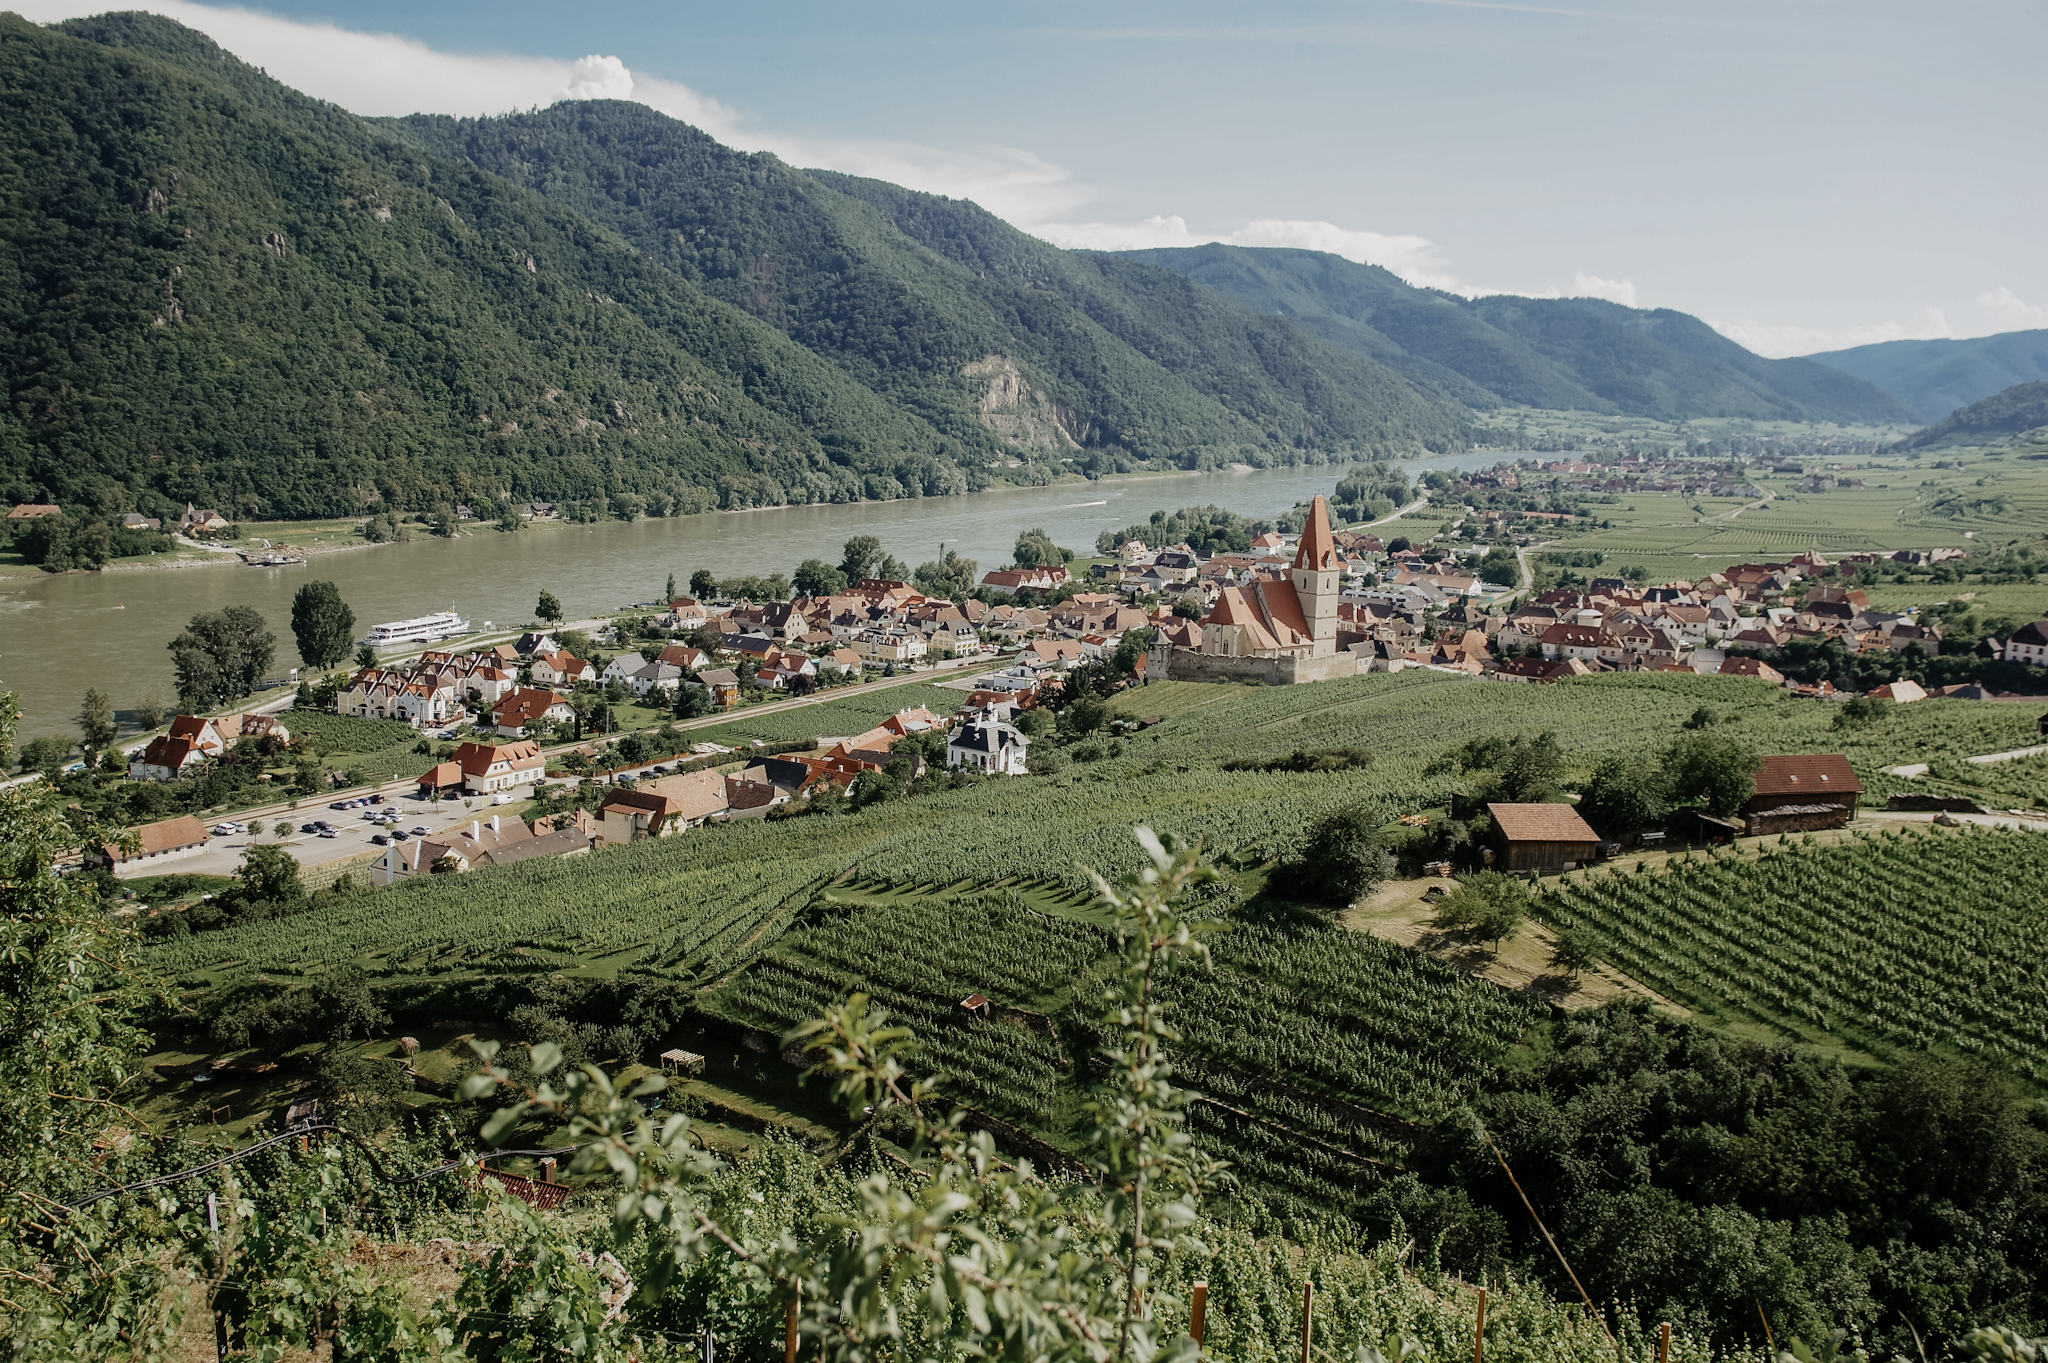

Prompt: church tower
[{"left": 1291, "top": 495, "right": 1340, "bottom": 656}]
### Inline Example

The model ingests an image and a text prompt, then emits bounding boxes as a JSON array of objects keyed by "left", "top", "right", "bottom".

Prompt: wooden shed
[
  {"left": 1487, "top": 803, "right": 1601, "bottom": 875},
  {"left": 1745, "top": 754, "right": 1862, "bottom": 835}
]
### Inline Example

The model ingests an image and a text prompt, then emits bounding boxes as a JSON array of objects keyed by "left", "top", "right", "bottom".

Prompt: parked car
[
  {"left": 330, "top": 801, "right": 350, "bottom": 810},
  {"left": 318, "top": 830, "right": 337, "bottom": 839},
  {"left": 300, "top": 822, "right": 320, "bottom": 833},
  {"left": 211, "top": 824, "right": 237, "bottom": 836},
  {"left": 371, "top": 834, "right": 389, "bottom": 846},
  {"left": 392, "top": 830, "right": 411, "bottom": 841},
  {"left": 410, "top": 826, "right": 429, "bottom": 835}
]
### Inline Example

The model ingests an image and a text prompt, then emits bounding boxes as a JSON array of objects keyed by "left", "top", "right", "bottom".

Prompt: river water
[{"left": 2, "top": 454, "right": 1510, "bottom": 741}]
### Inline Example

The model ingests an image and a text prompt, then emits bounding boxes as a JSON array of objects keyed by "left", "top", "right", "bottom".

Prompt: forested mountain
[
  {"left": 1895, "top": 379, "right": 2048, "bottom": 450},
  {"left": 1807, "top": 328, "right": 2048, "bottom": 422},
  {"left": 0, "top": 16, "right": 1467, "bottom": 522},
  {"left": 379, "top": 102, "right": 1470, "bottom": 466},
  {"left": 2, "top": 13, "right": 980, "bottom": 519},
  {"left": 1124, "top": 244, "right": 1914, "bottom": 424}
]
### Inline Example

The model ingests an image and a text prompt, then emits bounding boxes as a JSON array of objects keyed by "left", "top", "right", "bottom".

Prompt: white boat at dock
[{"left": 360, "top": 611, "right": 471, "bottom": 649}]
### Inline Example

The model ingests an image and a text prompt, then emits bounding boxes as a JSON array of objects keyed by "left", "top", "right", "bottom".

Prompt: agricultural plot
[
  {"left": 706, "top": 879, "right": 1537, "bottom": 1222},
  {"left": 1536, "top": 826, "right": 2048, "bottom": 1080}
]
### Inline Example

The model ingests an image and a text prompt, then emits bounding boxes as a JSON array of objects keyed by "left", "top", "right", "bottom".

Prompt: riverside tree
[
  {"left": 75, "top": 687, "right": 116, "bottom": 764},
  {"left": 535, "top": 589, "right": 564, "bottom": 625},
  {"left": 167, "top": 605, "right": 276, "bottom": 711},
  {"left": 288, "top": 580, "right": 357, "bottom": 670}
]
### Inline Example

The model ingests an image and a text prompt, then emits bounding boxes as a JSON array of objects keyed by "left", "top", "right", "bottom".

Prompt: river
[{"left": 1, "top": 454, "right": 1512, "bottom": 741}]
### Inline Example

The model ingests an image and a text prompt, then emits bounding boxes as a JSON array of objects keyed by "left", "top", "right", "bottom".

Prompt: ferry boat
[{"left": 361, "top": 611, "right": 471, "bottom": 648}]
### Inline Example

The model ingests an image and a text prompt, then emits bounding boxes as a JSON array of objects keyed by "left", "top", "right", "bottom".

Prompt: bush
[
  {"left": 1278, "top": 804, "right": 1395, "bottom": 906},
  {"left": 1429, "top": 871, "right": 1528, "bottom": 951}
]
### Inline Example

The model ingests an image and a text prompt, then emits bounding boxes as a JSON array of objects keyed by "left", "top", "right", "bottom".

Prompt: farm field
[
  {"left": 137, "top": 671, "right": 2048, "bottom": 1214},
  {"left": 1534, "top": 825, "right": 2048, "bottom": 1080},
  {"left": 1536, "top": 443, "right": 2048, "bottom": 583}
]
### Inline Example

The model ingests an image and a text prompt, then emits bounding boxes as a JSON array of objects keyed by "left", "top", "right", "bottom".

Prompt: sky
[{"left": 15, "top": 0, "right": 2046, "bottom": 357}]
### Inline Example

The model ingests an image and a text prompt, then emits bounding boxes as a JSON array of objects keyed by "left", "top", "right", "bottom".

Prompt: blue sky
[{"left": 20, "top": 0, "right": 2047, "bottom": 355}]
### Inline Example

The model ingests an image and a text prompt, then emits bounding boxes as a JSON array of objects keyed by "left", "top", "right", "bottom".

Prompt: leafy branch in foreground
[{"left": 457, "top": 826, "right": 1226, "bottom": 1363}]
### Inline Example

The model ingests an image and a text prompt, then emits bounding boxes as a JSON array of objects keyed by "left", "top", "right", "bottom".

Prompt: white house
[
  {"left": 947, "top": 717, "right": 1029, "bottom": 776},
  {"left": 531, "top": 650, "right": 596, "bottom": 688},
  {"left": 127, "top": 716, "right": 230, "bottom": 781},
  {"left": 454, "top": 740, "right": 546, "bottom": 794},
  {"left": 853, "top": 630, "right": 928, "bottom": 664},
  {"left": 2004, "top": 620, "right": 2048, "bottom": 667},
  {"left": 629, "top": 661, "right": 686, "bottom": 696}
]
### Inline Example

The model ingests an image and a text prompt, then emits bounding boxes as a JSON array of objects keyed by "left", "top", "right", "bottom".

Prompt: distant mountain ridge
[
  {"left": 1895, "top": 380, "right": 2048, "bottom": 451},
  {"left": 1805, "top": 329, "right": 2048, "bottom": 423},
  {"left": 1121, "top": 244, "right": 1914, "bottom": 425}
]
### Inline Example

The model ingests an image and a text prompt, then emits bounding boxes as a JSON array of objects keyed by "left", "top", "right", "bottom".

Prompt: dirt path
[{"left": 1343, "top": 876, "right": 1689, "bottom": 1015}]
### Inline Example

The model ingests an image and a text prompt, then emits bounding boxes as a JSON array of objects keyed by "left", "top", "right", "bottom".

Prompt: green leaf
[
  {"left": 479, "top": 1101, "right": 530, "bottom": 1147},
  {"left": 529, "top": 1041, "right": 564, "bottom": 1074}
]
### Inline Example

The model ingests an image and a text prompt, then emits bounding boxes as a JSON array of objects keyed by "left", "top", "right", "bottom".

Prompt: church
[{"left": 1152, "top": 495, "right": 1362, "bottom": 685}]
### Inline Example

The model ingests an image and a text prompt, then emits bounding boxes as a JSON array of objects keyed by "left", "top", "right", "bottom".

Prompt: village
[{"left": 95, "top": 493, "right": 2046, "bottom": 890}]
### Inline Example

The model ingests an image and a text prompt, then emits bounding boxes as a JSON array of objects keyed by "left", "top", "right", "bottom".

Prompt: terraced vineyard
[{"left": 1537, "top": 825, "right": 2048, "bottom": 1079}]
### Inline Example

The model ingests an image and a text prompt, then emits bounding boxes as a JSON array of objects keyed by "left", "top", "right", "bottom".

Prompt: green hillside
[
  {"left": 1896, "top": 379, "right": 2048, "bottom": 450},
  {"left": 0, "top": 13, "right": 982, "bottom": 519},
  {"left": 0, "top": 15, "right": 1468, "bottom": 524},
  {"left": 380, "top": 102, "right": 1472, "bottom": 467},
  {"left": 1124, "top": 243, "right": 1914, "bottom": 424},
  {"left": 1807, "top": 327, "right": 2048, "bottom": 422}
]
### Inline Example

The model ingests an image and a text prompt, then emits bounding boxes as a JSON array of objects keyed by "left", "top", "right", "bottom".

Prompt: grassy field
[{"left": 1524, "top": 439, "right": 2048, "bottom": 586}]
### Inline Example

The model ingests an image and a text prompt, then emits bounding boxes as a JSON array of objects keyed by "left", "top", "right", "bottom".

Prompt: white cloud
[
  {"left": 1569, "top": 271, "right": 1636, "bottom": 307},
  {"left": 1709, "top": 308, "right": 1954, "bottom": 359},
  {"left": 1978, "top": 286, "right": 2048, "bottom": 329},
  {"left": 562, "top": 54, "right": 633, "bottom": 103}
]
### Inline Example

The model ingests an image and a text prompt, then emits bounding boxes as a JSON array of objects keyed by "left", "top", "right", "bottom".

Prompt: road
[{"left": 111, "top": 653, "right": 993, "bottom": 880}]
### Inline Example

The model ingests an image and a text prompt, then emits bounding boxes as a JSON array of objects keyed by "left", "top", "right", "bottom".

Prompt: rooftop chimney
[
  {"left": 470, "top": 820, "right": 480, "bottom": 841},
  {"left": 489, "top": 814, "right": 500, "bottom": 835},
  {"left": 540, "top": 1157, "right": 557, "bottom": 1184}
]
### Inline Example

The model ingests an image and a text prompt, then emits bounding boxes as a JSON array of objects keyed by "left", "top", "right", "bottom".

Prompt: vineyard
[
  {"left": 1536, "top": 824, "right": 2048, "bottom": 1079},
  {"left": 704, "top": 879, "right": 1540, "bottom": 1224}
]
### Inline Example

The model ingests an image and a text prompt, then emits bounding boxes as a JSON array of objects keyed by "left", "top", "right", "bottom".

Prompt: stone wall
[{"left": 1152, "top": 647, "right": 1361, "bottom": 686}]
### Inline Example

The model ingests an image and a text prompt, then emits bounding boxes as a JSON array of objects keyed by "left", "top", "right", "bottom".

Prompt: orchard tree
[{"left": 288, "top": 580, "right": 357, "bottom": 669}]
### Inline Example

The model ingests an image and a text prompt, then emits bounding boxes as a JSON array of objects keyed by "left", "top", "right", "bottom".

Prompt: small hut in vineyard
[
  {"left": 1486, "top": 803, "right": 1601, "bottom": 875},
  {"left": 1744, "top": 754, "right": 1862, "bottom": 835}
]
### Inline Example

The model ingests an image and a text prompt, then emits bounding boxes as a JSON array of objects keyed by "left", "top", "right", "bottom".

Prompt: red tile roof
[
  {"left": 1752, "top": 754, "right": 1862, "bottom": 798},
  {"left": 1292, "top": 496, "right": 1337, "bottom": 571}
]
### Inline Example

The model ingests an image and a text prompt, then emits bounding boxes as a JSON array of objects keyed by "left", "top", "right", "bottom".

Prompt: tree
[
  {"left": 1577, "top": 754, "right": 1668, "bottom": 840},
  {"left": 913, "top": 550, "right": 979, "bottom": 599},
  {"left": 313, "top": 1047, "right": 413, "bottom": 1136},
  {"left": 792, "top": 558, "right": 847, "bottom": 598},
  {"left": 1662, "top": 730, "right": 1760, "bottom": 817},
  {"left": 839, "top": 534, "right": 881, "bottom": 584},
  {"left": 130, "top": 693, "right": 167, "bottom": 731},
  {"left": 664, "top": 571, "right": 676, "bottom": 603},
  {"left": 1057, "top": 693, "right": 1109, "bottom": 738},
  {"left": 233, "top": 843, "right": 305, "bottom": 908},
  {"left": 167, "top": 605, "right": 275, "bottom": 711},
  {"left": 535, "top": 589, "right": 564, "bottom": 625},
  {"left": 354, "top": 644, "right": 377, "bottom": 670},
  {"left": 273, "top": 820, "right": 293, "bottom": 839},
  {"left": 1431, "top": 870, "right": 1528, "bottom": 952},
  {"left": 13, "top": 513, "right": 110, "bottom": 572},
  {"left": 1280, "top": 804, "right": 1395, "bottom": 905},
  {"left": 288, "top": 581, "right": 356, "bottom": 669},
  {"left": 689, "top": 569, "right": 716, "bottom": 599},
  {"left": 673, "top": 684, "right": 710, "bottom": 720},
  {"left": 1014, "top": 707, "right": 1053, "bottom": 738},
  {"left": 1548, "top": 924, "right": 1601, "bottom": 980},
  {"left": 1013, "top": 526, "right": 1065, "bottom": 568},
  {"left": 75, "top": 688, "right": 116, "bottom": 763},
  {"left": 1172, "top": 595, "right": 1203, "bottom": 619}
]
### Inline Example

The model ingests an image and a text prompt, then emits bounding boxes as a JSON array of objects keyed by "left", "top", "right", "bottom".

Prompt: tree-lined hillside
[
  {"left": 1124, "top": 244, "right": 1914, "bottom": 424},
  {"left": 1895, "top": 379, "right": 2048, "bottom": 450},
  {"left": 0, "top": 14, "right": 1473, "bottom": 524}
]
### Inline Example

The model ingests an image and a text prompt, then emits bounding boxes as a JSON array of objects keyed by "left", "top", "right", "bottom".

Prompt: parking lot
[{"left": 117, "top": 784, "right": 540, "bottom": 881}]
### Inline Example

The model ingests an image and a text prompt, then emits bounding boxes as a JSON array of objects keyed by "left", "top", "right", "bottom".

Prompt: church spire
[{"left": 1292, "top": 494, "right": 1336, "bottom": 571}]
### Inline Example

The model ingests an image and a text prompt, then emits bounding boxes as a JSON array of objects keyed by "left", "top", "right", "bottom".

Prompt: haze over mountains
[
  {"left": 1805, "top": 330, "right": 2048, "bottom": 424},
  {"left": 1122, "top": 245, "right": 1914, "bottom": 425},
  {"left": 0, "top": 11, "right": 1928, "bottom": 524}
]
